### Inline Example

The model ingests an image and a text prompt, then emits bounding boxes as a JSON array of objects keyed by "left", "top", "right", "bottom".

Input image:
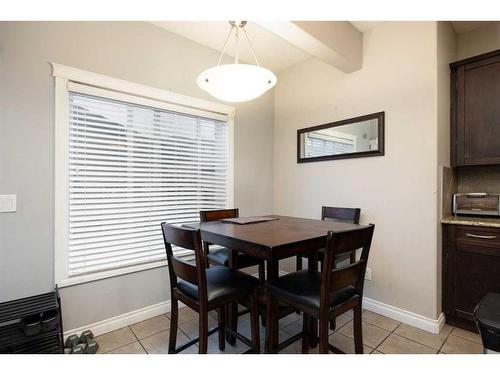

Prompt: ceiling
[
  {"left": 350, "top": 21, "right": 382, "bottom": 32},
  {"left": 150, "top": 21, "right": 311, "bottom": 73},
  {"left": 151, "top": 21, "right": 495, "bottom": 73},
  {"left": 351, "top": 21, "right": 494, "bottom": 34},
  {"left": 151, "top": 21, "right": 370, "bottom": 73},
  {"left": 451, "top": 21, "right": 494, "bottom": 34}
]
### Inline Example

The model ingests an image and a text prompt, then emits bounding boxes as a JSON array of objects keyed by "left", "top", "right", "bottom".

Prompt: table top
[{"left": 193, "top": 215, "right": 364, "bottom": 250}]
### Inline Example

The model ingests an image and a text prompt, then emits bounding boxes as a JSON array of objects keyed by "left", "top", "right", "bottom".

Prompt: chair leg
[
  {"left": 227, "top": 303, "right": 238, "bottom": 345},
  {"left": 309, "top": 319, "right": 318, "bottom": 348},
  {"left": 258, "top": 261, "right": 266, "bottom": 282},
  {"left": 294, "top": 257, "right": 304, "bottom": 315},
  {"left": 353, "top": 304, "right": 363, "bottom": 354},
  {"left": 227, "top": 249, "right": 238, "bottom": 346},
  {"left": 217, "top": 306, "right": 226, "bottom": 351},
  {"left": 199, "top": 307, "right": 208, "bottom": 354},
  {"left": 168, "top": 297, "right": 178, "bottom": 353},
  {"left": 329, "top": 318, "right": 336, "bottom": 331},
  {"left": 250, "top": 288, "right": 261, "bottom": 353},
  {"left": 265, "top": 294, "right": 278, "bottom": 353},
  {"left": 350, "top": 251, "right": 356, "bottom": 264},
  {"left": 301, "top": 314, "right": 310, "bottom": 354},
  {"left": 319, "top": 312, "right": 329, "bottom": 354},
  {"left": 296, "top": 255, "right": 302, "bottom": 271}
]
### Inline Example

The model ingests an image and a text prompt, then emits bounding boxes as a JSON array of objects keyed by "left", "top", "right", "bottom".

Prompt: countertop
[{"left": 441, "top": 215, "right": 500, "bottom": 228}]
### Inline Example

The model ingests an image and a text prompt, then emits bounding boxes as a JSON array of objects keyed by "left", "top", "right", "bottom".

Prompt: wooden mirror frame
[{"left": 297, "top": 111, "right": 385, "bottom": 163}]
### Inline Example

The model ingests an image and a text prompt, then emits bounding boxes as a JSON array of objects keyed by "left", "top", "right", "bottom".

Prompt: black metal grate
[
  {"left": 0, "top": 292, "right": 59, "bottom": 325},
  {"left": 0, "top": 288, "right": 63, "bottom": 354}
]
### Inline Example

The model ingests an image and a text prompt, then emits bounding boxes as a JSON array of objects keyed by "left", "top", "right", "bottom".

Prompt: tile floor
[{"left": 95, "top": 307, "right": 484, "bottom": 354}]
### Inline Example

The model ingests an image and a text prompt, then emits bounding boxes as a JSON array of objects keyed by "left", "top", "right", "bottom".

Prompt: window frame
[{"left": 52, "top": 63, "right": 235, "bottom": 287}]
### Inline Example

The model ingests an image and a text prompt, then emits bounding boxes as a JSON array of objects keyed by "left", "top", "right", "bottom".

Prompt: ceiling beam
[{"left": 256, "top": 21, "right": 362, "bottom": 73}]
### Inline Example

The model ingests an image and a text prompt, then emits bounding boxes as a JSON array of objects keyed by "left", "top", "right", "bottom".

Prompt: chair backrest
[
  {"left": 321, "top": 206, "right": 361, "bottom": 224},
  {"left": 199, "top": 209, "right": 239, "bottom": 254},
  {"left": 161, "top": 223, "right": 208, "bottom": 300},
  {"left": 321, "top": 224, "right": 375, "bottom": 302},
  {"left": 200, "top": 208, "right": 239, "bottom": 222}
]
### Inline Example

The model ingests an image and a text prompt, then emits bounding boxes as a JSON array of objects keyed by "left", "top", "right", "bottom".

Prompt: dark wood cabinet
[
  {"left": 451, "top": 49, "right": 500, "bottom": 167},
  {"left": 442, "top": 224, "right": 500, "bottom": 331}
]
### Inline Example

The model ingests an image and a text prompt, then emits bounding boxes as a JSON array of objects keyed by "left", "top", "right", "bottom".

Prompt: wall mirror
[{"left": 297, "top": 112, "right": 384, "bottom": 163}]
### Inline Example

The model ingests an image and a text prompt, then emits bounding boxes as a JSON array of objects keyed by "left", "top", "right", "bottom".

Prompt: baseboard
[
  {"left": 63, "top": 300, "right": 184, "bottom": 339},
  {"left": 363, "top": 297, "right": 445, "bottom": 334},
  {"left": 64, "top": 295, "right": 445, "bottom": 339}
]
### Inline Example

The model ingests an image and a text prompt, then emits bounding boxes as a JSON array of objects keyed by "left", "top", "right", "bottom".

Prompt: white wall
[
  {"left": 273, "top": 22, "right": 441, "bottom": 319},
  {"left": 0, "top": 21, "right": 274, "bottom": 330}
]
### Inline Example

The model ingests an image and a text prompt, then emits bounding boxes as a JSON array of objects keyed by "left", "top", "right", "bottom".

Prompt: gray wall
[
  {"left": 0, "top": 21, "right": 274, "bottom": 330},
  {"left": 273, "top": 22, "right": 441, "bottom": 319}
]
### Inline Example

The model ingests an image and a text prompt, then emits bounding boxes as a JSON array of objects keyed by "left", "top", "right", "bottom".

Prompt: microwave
[{"left": 452, "top": 193, "right": 500, "bottom": 217}]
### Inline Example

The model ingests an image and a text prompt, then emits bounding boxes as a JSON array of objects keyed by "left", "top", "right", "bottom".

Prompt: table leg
[
  {"left": 226, "top": 249, "right": 238, "bottom": 345},
  {"left": 265, "top": 257, "right": 279, "bottom": 353},
  {"left": 307, "top": 251, "right": 319, "bottom": 348}
]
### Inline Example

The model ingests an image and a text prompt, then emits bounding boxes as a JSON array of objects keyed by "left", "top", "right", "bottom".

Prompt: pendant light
[{"left": 197, "top": 21, "right": 277, "bottom": 103}]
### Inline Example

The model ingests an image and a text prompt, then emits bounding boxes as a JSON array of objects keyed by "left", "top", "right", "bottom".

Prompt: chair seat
[
  {"left": 177, "top": 266, "right": 260, "bottom": 305},
  {"left": 300, "top": 248, "right": 352, "bottom": 263},
  {"left": 267, "top": 270, "right": 357, "bottom": 311},
  {"left": 207, "top": 248, "right": 262, "bottom": 268}
]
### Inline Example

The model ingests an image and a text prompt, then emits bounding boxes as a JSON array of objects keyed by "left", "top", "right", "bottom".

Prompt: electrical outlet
[
  {"left": 0, "top": 195, "right": 16, "bottom": 213},
  {"left": 365, "top": 267, "right": 372, "bottom": 281}
]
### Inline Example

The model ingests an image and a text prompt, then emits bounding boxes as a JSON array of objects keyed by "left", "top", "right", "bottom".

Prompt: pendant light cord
[
  {"left": 241, "top": 26, "right": 260, "bottom": 66},
  {"left": 216, "top": 22, "right": 236, "bottom": 66},
  {"left": 216, "top": 21, "right": 261, "bottom": 67},
  {"left": 234, "top": 24, "right": 239, "bottom": 64}
]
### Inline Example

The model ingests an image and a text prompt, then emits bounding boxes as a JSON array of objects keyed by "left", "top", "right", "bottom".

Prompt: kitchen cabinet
[
  {"left": 451, "top": 49, "right": 500, "bottom": 167},
  {"left": 442, "top": 224, "right": 500, "bottom": 331}
]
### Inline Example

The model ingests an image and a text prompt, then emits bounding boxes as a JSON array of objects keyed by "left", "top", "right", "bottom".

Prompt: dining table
[{"left": 185, "top": 214, "right": 364, "bottom": 353}]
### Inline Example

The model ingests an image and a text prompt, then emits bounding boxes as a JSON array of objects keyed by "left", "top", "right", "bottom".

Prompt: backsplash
[
  {"left": 457, "top": 166, "right": 500, "bottom": 193},
  {"left": 442, "top": 166, "right": 457, "bottom": 217}
]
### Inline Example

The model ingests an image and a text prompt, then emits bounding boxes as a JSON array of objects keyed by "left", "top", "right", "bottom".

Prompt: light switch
[{"left": 0, "top": 195, "right": 16, "bottom": 213}]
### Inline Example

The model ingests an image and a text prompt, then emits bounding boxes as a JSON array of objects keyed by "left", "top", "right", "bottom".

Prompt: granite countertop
[{"left": 441, "top": 215, "right": 500, "bottom": 228}]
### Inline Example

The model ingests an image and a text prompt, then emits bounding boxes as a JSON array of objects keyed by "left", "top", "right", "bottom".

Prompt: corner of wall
[{"left": 436, "top": 21, "right": 457, "bottom": 318}]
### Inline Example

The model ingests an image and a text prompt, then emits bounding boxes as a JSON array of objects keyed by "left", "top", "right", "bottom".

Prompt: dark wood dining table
[{"left": 186, "top": 214, "right": 364, "bottom": 352}]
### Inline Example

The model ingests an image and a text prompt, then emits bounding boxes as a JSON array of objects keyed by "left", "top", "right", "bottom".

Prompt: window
[
  {"left": 304, "top": 133, "right": 355, "bottom": 157},
  {"left": 53, "top": 64, "right": 234, "bottom": 286}
]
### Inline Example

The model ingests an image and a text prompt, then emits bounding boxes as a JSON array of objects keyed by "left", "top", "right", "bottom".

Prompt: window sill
[{"left": 56, "top": 259, "right": 168, "bottom": 288}]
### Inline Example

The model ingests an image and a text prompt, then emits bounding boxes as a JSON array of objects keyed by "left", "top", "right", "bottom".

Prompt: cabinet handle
[{"left": 465, "top": 233, "right": 497, "bottom": 239}]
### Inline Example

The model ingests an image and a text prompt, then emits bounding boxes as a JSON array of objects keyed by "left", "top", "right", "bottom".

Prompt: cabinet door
[
  {"left": 454, "top": 243, "right": 500, "bottom": 321},
  {"left": 459, "top": 56, "right": 500, "bottom": 165}
]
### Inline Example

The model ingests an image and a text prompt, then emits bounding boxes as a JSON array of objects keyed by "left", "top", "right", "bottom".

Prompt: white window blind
[
  {"left": 68, "top": 91, "right": 229, "bottom": 276},
  {"left": 305, "top": 134, "right": 355, "bottom": 157}
]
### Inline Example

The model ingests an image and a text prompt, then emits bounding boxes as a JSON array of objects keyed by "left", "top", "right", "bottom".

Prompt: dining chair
[
  {"left": 161, "top": 223, "right": 261, "bottom": 354},
  {"left": 266, "top": 224, "right": 375, "bottom": 354},
  {"left": 200, "top": 208, "right": 267, "bottom": 343},
  {"left": 295, "top": 206, "right": 361, "bottom": 329},
  {"left": 296, "top": 206, "right": 361, "bottom": 272},
  {"left": 200, "top": 209, "right": 266, "bottom": 282}
]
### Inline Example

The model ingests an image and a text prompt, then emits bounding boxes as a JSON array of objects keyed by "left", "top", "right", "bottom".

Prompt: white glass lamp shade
[{"left": 197, "top": 64, "right": 277, "bottom": 103}]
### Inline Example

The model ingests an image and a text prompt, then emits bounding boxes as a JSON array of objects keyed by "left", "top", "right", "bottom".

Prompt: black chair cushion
[
  {"left": 177, "top": 266, "right": 260, "bottom": 304},
  {"left": 300, "top": 248, "right": 353, "bottom": 263},
  {"left": 207, "top": 248, "right": 262, "bottom": 268},
  {"left": 267, "top": 270, "right": 357, "bottom": 311}
]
